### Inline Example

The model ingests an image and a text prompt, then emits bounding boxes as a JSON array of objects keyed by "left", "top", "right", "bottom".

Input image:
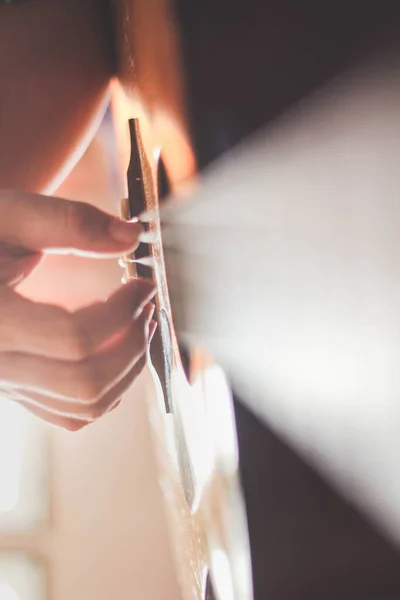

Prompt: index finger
[{"left": 0, "top": 190, "right": 143, "bottom": 257}]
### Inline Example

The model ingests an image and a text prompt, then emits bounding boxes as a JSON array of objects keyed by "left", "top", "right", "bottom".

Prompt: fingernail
[
  {"left": 143, "top": 303, "right": 156, "bottom": 323},
  {"left": 139, "top": 230, "right": 158, "bottom": 244},
  {"left": 149, "top": 320, "right": 158, "bottom": 342},
  {"left": 131, "top": 282, "right": 156, "bottom": 318},
  {"left": 110, "top": 399, "right": 122, "bottom": 413},
  {"left": 137, "top": 282, "right": 157, "bottom": 303},
  {"left": 109, "top": 218, "right": 143, "bottom": 244}
]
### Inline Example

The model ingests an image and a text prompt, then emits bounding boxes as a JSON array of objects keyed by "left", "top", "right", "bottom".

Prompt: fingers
[
  {"left": 13, "top": 399, "right": 89, "bottom": 433},
  {"left": 76, "top": 281, "right": 156, "bottom": 353},
  {"left": 0, "top": 191, "right": 143, "bottom": 257},
  {"left": 0, "top": 304, "right": 155, "bottom": 408},
  {"left": 0, "top": 244, "right": 43, "bottom": 286},
  {"left": 10, "top": 355, "right": 147, "bottom": 429},
  {"left": 1, "top": 316, "right": 157, "bottom": 431},
  {"left": 0, "top": 279, "right": 156, "bottom": 359}
]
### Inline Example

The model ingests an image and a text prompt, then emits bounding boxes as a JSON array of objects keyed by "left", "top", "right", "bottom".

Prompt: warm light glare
[
  {"left": 203, "top": 366, "right": 238, "bottom": 473},
  {"left": 0, "top": 583, "right": 20, "bottom": 600},
  {"left": 210, "top": 549, "right": 234, "bottom": 600},
  {"left": 0, "top": 398, "right": 25, "bottom": 512}
]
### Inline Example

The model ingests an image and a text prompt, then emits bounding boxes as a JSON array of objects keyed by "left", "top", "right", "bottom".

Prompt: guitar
[
  {"left": 109, "top": 0, "right": 256, "bottom": 597},
  {"left": 108, "top": 2, "right": 400, "bottom": 599}
]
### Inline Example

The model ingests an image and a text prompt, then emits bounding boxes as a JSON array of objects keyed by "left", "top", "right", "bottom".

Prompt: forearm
[{"left": 0, "top": 0, "right": 114, "bottom": 192}]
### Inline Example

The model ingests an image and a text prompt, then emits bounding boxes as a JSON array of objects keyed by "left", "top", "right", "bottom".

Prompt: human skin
[
  {"left": 0, "top": 1, "right": 159, "bottom": 430},
  {"left": 0, "top": 0, "right": 114, "bottom": 192}
]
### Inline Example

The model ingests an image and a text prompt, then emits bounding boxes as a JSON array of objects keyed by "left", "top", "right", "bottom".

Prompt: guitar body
[
  {"left": 111, "top": 1, "right": 255, "bottom": 598},
  {"left": 110, "top": 3, "right": 400, "bottom": 600}
]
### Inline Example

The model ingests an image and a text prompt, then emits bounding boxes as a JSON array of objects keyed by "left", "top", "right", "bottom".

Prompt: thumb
[{"left": 0, "top": 191, "right": 143, "bottom": 257}]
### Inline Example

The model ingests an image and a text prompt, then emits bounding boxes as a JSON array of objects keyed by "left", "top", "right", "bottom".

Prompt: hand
[{"left": 0, "top": 190, "right": 156, "bottom": 431}]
